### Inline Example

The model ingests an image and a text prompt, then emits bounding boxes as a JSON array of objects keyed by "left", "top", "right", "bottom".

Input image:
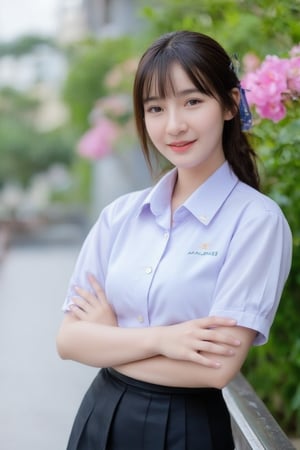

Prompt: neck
[{"left": 171, "top": 160, "right": 225, "bottom": 213}]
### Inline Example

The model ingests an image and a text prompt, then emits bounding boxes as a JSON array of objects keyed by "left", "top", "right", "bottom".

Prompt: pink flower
[
  {"left": 257, "top": 101, "right": 287, "bottom": 122},
  {"left": 241, "top": 54, "right": 295, "bottom": 122},
  {"left": 77, "top": 118, "right": 119, "bottom": 160},
  {"left": 241, "top": 72, "right": 258, "bottom": 105},
  {"left": 242, "top": 62, "right": 287, "bottom": 119},
  {"left": 287, "top": 57, "right": 300, "bottom": 93},
  {"left": 259, "top": 56, "right": 288, "bottom": 99}
]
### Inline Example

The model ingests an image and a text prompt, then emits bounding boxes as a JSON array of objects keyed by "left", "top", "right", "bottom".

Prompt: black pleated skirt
[{"left": 66, "top": 368, "right": 234, "bottom": 450}]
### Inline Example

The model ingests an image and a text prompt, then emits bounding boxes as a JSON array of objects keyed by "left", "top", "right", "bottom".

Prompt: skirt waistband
[{"left": 106, "top": 367, "right": 220, "bottom": 396}]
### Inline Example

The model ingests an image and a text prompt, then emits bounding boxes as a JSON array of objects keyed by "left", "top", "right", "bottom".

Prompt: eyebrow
[{"left": 143, "top": 88, "right": 201, "bottom": 104}]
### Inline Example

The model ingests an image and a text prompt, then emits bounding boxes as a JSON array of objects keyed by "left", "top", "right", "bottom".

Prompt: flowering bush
[
  {"left": 77, "top": 117, "right": 119, "bottom": 160},
  {"left": 240, "top": 46, "right": 300, "bottom": 436},
  {"left": 242, "top": 46, "right": 300, "bottom": 122},
  {"left": 77, "top": 58, "right": 138, "bottom": 161},
  {"left": 77, "top": 94, "right": 133, "bottom": 160}
]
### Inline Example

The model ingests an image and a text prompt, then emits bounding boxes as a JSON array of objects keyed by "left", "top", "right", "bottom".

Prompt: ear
[{"left": 224, "top": 87, "right": 240, "bottom": 121}]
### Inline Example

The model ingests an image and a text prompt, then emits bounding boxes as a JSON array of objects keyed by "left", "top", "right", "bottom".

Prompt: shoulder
[
  {"left": 97, "top": 186, "right": 153, "bottom": 225},
  {"left": 231, "top": 181, "right": 288, "bottom": 221},
  {"left": 227, "top": 182, "right": 292, "bottom": 255}
]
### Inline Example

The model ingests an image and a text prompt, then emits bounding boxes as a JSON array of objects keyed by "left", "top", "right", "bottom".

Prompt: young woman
[{"left": 57, "top": 30, "right": 292, "bottom": 450}]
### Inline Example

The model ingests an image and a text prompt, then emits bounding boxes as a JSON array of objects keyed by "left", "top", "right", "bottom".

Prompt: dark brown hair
[{"left": 133, "top": 30, "right": 260, "bottom": 190}]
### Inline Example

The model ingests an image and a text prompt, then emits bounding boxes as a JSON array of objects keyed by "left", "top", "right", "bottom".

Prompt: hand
[
  {"left": 70, "top": 273, "right": 118, "bottom": 326},
  {"left": 158, "top": 316, "right": 241, "bottom": 368}
]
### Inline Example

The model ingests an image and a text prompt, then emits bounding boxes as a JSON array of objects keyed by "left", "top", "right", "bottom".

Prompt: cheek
[
  {"left": 145, "top": 119, "right": 161, "bottom": 142},
  {"left": 200, "top": 109, "right": 225, "bottom": 131}
]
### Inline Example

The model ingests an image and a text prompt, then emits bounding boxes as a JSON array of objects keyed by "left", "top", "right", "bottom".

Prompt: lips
[{"left": 168, "top": 140, "right": 197, "bottom": 153}]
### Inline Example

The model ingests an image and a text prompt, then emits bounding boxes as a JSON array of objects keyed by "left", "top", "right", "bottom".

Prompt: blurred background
[{"left": 0, "top": 1, "right": 299, "bottom": 449}]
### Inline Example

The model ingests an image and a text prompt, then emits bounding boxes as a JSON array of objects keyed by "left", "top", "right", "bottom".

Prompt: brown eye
[
  {"left": 187, "top": 99, "right": 202, "bottom": 106},
  {"left": 146, "top": 106, "right": 162, "bottom": 113}
]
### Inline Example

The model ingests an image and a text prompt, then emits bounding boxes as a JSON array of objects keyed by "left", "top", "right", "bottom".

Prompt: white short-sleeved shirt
[{"left": 63, "top": 162, "right": 292, "bottom": 345}]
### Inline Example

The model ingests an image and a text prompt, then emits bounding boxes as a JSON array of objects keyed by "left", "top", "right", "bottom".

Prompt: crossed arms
[{"left": 56, "top": 273, "right": 256, "bottom": 389}]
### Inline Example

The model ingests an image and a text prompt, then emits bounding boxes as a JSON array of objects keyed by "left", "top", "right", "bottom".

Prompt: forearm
[
  {"left": 114, "top": 357, "right": 218, "bottom": 388},
  {"left": 113, "top": 351, "right": 244, "bottom": 390},
  {"left": 57, "top": 313, "right": 242, "bottom": 369},
  {"left": 56, "top": 314, "right": 160, "bottom": 367},
  {"left": 59, "top": 276, "right": 248, "bottom": 373},
  {"left": 57, "top": 317, "right": 234, "bottom": 388},
  {"left": 113, "top": 326, "right": 256, "bottom": 389}
]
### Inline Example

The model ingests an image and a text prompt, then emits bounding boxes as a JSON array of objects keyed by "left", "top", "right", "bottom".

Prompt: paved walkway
[{"left": 0, "top": 239, "right": 97, "bottom": 450}]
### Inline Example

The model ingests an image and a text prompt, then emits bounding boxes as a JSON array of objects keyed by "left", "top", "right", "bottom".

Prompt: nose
[{"left": 166, "top": 109, "right": 187, "bottom": 136}]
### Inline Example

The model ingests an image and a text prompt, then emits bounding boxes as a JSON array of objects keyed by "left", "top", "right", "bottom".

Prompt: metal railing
[{"left": 223, "top": 373, "right": 296, "bottom": 450}]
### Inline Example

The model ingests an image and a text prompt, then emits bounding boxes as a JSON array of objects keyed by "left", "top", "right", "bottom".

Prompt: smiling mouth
[{"left": 168, "top": 140, "right": 197, "bottom": 153}]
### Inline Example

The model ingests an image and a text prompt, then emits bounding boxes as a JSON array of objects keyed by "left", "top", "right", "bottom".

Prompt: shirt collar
[
  {"left": 138, "top": 162, "right": 239, "bottom": 225},
  {"left": 183, "top": 162, "right": 239, "bottom": 225},
  {"left": 137, "top": 168, "right": 177, "bottom": 218}
]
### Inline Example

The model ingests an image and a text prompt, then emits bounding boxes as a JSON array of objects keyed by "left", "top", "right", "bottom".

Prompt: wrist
[{"left": 143, "top": 326, "right": 163, "bottom": 357}]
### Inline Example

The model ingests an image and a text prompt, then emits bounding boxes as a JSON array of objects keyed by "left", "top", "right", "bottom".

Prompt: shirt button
[
  {"left": 145, "top": 267, "right": 152, "bottom": 274},
  {"left": 199, "top": 215, "right": 208, "bottom": 224},
  {"left": 137, "top": 315, "right": 144, "bottom": 323},
  {"left": 163, "top": 231, "right": 169, "bottom": 240}
]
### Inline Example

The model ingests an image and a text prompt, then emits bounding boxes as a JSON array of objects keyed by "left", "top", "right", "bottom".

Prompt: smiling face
[{"left": 143, "top": 63, "right": 234, "bottom": 181}]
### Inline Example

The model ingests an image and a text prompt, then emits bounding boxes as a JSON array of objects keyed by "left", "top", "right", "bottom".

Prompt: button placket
[{"left": 138, "top": 226, "right": 170, "bottom": 325}]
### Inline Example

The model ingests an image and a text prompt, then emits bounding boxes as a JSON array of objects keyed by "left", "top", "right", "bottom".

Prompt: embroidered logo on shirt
[
  {"left": 200, "top": 243, "right": 209, "bottom": 250},
  {"left": 187, "top": 243, "right": 218, "bottom": 256}
]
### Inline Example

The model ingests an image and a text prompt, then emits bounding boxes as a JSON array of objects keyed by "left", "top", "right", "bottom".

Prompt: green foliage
[
  {"left": 142, "top": 0, "right": 300, "bottom": 56},
  {"left": 0, "top": 117, "right": 76, "bottom": 187},
  {"left": 0, "top": 86, "right": 39, "bottom": 114},
  {"left": 62, "top": 36, "right": 139, "bottom": 131},
  {"left": 0, "top": 87, "right": 77, "bottom": 187},
  {"left": 50, "top": 156, "right": 92, "bottom": 206},
  {"left": 243, "top": 112, "right": 300, "bottom": 435},
  {"left": 0, "top": 35, "right": 56, "bottom": 57}
]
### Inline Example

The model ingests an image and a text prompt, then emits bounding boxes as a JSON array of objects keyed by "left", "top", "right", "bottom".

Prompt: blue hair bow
[
  {"left": 239, "top": 84, "right": 252, "bottom": 131},
  {"left": 230, "top": 54, "right": 252, "bottom": 131}
]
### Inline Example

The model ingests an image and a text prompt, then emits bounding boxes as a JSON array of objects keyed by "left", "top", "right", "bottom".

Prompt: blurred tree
[
  {"left": 0, "top": 33, "right": 77, "bottom": 188},
  {"left": 62, "top": 36, "right": 141, "bottom": 131},
  {"left": 0, "top": 87, "right": 76, "bottom": 187},
  {"left": 0, "top": 35, "right": 57, "bottom": 57},
  {"left": 142, "top": 0, "right": 300, "bottom": 56}
]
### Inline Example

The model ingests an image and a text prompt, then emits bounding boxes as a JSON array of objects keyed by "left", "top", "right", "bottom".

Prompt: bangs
[{"left": 142, "top": 52, "right": 217, "bottom": 101}]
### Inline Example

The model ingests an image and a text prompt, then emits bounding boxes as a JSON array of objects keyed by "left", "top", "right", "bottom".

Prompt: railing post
[{"left": 223, "top": 372, "right": 296, "bottom": 450}]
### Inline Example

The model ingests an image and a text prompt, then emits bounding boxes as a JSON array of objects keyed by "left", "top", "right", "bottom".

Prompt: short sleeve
[
  {"left": 209, "top": 208, "right": 292, "bottom": 345},
  {"left": 61, "top": 205, "right": 113, "bottom": 312}
]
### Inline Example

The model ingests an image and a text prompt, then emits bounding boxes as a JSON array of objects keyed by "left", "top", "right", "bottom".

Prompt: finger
[
  {"left": 200, "top": 329, "right": 241, "bottom": 347},
  {"left": 196, "top": 341, "right": 235, "bottom": 356},
  {"left": 87, "top": 273, "right": 108, "bottom": 303},
  {"left": 201, "top": 316, "right": 237, "bottom": 328},
  {"left": 74, "top": 286, "right": 96, "bottom": 306},
  {"left": 72, "top": 295, "right": 92, "bottom": 312},
  {"left": 190, "top": 351, "right": 222, "bottom": 368},
  {"left": 70, "top": 302, "right": 87, "bottom": 319}
]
